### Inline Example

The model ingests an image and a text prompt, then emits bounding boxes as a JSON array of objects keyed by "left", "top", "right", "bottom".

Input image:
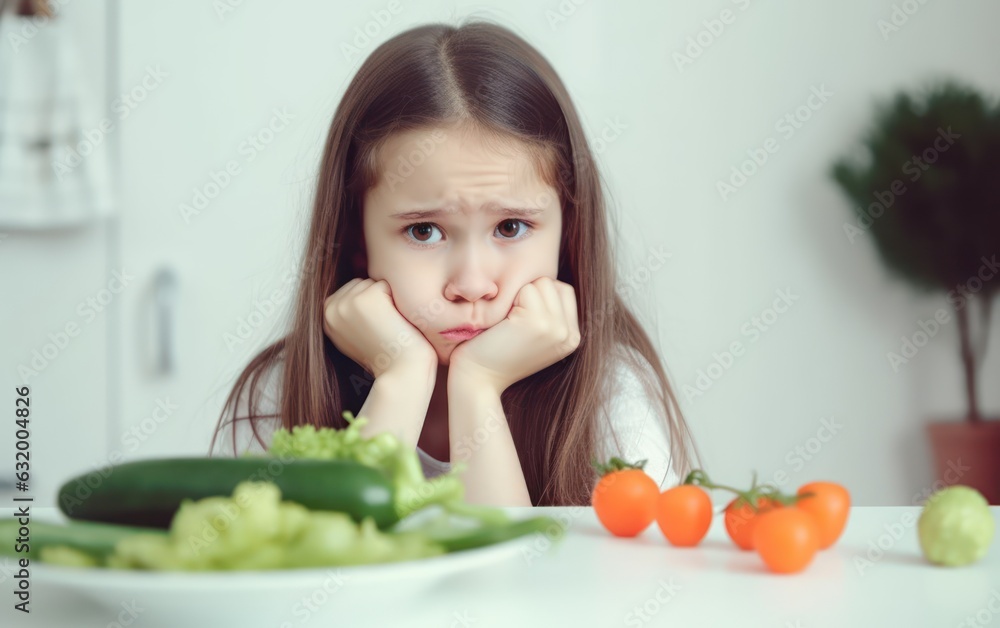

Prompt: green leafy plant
[{"left": 830, "top": 79, "right": 1000, "bottom": 423}]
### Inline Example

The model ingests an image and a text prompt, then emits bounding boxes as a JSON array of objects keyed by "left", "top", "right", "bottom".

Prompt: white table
[{"left": 2, "top": 506, "right": 998, "bottom": 627}]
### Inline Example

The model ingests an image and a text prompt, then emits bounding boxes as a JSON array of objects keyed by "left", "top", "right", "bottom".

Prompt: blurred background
[{"left": 1, "top": 0, "right": 998, "bottom": 508}]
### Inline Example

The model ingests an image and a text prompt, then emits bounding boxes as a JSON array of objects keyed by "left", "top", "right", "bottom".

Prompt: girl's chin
[{"left": 435, "top": 345, "right": 455, "bottom": 366}]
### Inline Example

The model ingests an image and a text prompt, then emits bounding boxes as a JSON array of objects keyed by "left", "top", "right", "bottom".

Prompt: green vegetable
[
  {"left": 266, "top": 413, "right": 564, "bottom": 561},
  {"left": 0, "top": 517, "right": 166, "bottom": 562},
  {"left": 57, "top": 457, "right": 398, "bottom": 530},
  {"left": 4, "top": 482, "right": 442, "bottom": 571},
  {"left": 100, "top": 481, "right": 447, "bottom": 571},
  {"left": 918, "top": 485, "right": 995, "bottom": 566},
  {"left": 39, "top": 545, "right": 100, "bottom": 567},
  {"left": 416, "top": 513, "right": 561, "bottom": 553},
  {"left": 4, "top": 481, "right": 563, "bottom": 571},
  {"left": 18, "top": 410, "right": 568, "bottom": 572},
  {"left": 269, "top": 411, "right": 509, "bottom": 527}
]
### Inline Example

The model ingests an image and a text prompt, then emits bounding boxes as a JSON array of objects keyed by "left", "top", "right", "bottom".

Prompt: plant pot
[{"left": 926, "top": 419, "right": 1000, "bottom": 505}]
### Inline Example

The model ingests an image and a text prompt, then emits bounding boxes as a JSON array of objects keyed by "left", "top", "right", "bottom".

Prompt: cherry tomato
[
  {"left": 655, "top": 485, "right": 713, "bottom": 547},
  {"left": 795, "top": 481, "right": 851, "bottom": 549},
  {"left": 592, "top": 468, "right": 660, "bottom": 537},
  {"left": 753, "top": 507, "right": 820, "bottom": 574},
  {"left": 724, "top": 495, "right": 783, "bottom": 550}
]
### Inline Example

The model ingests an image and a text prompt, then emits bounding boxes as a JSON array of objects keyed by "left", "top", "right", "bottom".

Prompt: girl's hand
[
  {"left": 449, "top": 277, "right": 581, "bottom": 394},
  {"left": 323, "top": 279, "right": 438, "bottom": 379}
]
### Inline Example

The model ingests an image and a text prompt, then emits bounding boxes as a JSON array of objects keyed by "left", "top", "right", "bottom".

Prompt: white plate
[{"left": 33, "top": 514, "right": 537, "bottom": 627}]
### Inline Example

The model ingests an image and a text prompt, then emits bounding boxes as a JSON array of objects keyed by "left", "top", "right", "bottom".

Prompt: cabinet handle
[{"left": 153, "top": 267, "right": 178, "bottom": 375}]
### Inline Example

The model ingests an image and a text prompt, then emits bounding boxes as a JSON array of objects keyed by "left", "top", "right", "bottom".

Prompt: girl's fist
[
  {"left": 322, "top": 278, "right": 437, "bottom": 379},
  {"left": 450, "top": 277, "right": 581, "bottom": 393}
]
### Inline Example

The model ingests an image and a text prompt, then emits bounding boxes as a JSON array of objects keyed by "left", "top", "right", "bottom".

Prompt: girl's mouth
[{"left": 439, "top": 329, "right": 485, "bottom": 342}]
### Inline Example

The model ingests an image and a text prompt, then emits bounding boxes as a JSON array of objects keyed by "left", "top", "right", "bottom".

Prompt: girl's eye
[
  {"left": 402, "top": 219, "right": 533, "bottom": 248},
  {"left": 406, "top": 223, "right": 442, "bottom": 246}
]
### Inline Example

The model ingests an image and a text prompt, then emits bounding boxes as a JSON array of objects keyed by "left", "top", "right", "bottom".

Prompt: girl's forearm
[
  {"left": 447, "top": 373, "right": 532, "bottom": 507},
  {"left": 355, "top": 365, "right": 435, "bottom": 449}
]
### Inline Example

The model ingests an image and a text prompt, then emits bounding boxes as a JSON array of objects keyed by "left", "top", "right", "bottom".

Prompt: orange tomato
[
  {"left": 753, "top": 507, "right": 820, "bottom": 574},
  {"left": 655, "top": 485, "right": 713, "bottom": 547},
  {"left": 795, "top": 481, "right": 850, "bottom": 549},
  {"left": 592, "top": 468, "right": 660, "bottom": 537},
  {"left": 724, "top": 495, "right": 783, "bottom": 550}
]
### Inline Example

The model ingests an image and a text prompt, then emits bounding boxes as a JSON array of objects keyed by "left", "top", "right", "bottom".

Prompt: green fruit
[
  {"left": 918, "top": 485, "right": 995, "bottom": 567},
  {"left": 57, "top": 457, "right": 399, "bottom": 530}
]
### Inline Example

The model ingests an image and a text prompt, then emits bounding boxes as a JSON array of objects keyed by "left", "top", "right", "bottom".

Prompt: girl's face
[{"left": 361, "top": 124, "right": 562, "bottom": 365}]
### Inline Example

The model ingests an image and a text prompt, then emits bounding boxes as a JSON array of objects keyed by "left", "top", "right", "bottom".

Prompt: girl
[{"left": 209, "top": 20, "right": 703, "bottom": 507}]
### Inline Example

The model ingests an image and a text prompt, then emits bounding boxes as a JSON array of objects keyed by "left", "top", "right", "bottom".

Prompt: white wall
[
  {"left": 2, "top": 0, "right": 998, "bottom": 506},
  {"left": 589, "top": 0, "right": 1000, "bottom": 507}
]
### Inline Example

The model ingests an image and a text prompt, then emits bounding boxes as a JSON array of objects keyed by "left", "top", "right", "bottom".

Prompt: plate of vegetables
[{"left": 2, "top": 413, "right": 560, "bottom": 626}]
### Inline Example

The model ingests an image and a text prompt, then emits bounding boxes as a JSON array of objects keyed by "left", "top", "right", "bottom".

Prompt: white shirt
[
  {"left": 593, "top": 345, "right": 682, "bottom": 489},
  {"left": 210, "top": 345, "right": 681, "bottom": 490}
]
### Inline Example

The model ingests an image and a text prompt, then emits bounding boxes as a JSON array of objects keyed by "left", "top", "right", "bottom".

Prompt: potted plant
[{"left": 829, "top": 78, "right": 1000, "bottom": 505}]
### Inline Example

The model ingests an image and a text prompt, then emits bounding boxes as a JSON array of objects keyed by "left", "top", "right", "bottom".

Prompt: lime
[{"left": 918, "top": 485, "right": 995, "bottom": 567}]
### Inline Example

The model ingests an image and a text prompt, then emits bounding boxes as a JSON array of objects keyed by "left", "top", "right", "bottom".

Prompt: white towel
[{"left": 0, "top": 9, "right": 116, "bottom": 228}]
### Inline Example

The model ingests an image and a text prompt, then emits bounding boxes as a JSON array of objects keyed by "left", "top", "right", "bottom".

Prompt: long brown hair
[{"left": 209, "top": 19, "right": 703, "bottom": 505}]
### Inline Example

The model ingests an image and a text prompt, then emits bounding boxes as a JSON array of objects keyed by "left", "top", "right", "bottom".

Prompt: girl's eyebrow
[{"left": 389, "top": 206, "right": 546, "bottom": 220}]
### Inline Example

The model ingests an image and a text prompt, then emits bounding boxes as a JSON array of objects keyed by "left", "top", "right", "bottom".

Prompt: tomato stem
[
  {"left": 682, "top": 469, "right": 810, "bottom": 512},
  {"left": 591, "top": 456, "right": 648, "bottom": 477},
  {"left": 683, "top": 469, "right": 744, "bottom": 495}
]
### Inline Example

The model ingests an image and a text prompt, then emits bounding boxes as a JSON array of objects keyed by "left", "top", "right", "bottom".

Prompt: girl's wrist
[
  {"left": 377, "top": 360, "right": 436, "bottom": 395},
  {"left": 447, "top": 362, "right": 505, "bottom": 398}
]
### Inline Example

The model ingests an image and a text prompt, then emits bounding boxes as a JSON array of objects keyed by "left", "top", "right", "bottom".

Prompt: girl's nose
[
  {"left": 443, "top": 245, "right": 499, "bottom": 303},
  {"left": 444, "top": 278, "right": 498, "bottom": 303}
]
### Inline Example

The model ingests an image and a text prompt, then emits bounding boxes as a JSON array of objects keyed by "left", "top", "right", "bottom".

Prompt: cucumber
[
  {"left": 57, "top": 457, "right": 398, "bottom": 530},
  {"left": 432, "top": 515, "right": 561, "bottom": 553},
  {"left": 0, "top": 518, "right": 164, "bottom": 562}
]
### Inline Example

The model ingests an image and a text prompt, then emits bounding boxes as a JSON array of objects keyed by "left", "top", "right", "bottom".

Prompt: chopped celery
[
  {"left": 98, "top": 481, "right": 444, "bottom": 571},
  {"left": 38, "top": 545, "right": 100, "bottom": 568}
]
